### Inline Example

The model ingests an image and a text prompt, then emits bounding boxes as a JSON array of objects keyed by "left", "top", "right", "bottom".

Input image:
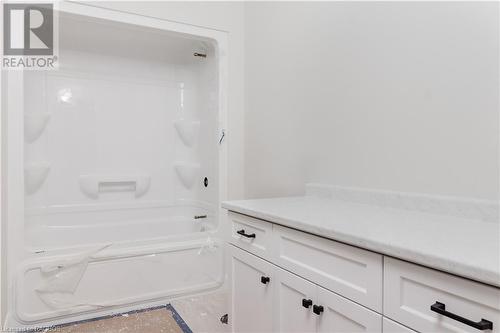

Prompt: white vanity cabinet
[{"left": 228, "top": 211, "right": 500, "bottom": 333}]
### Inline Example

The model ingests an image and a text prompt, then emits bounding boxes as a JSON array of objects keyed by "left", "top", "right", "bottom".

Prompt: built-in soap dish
[
  {"left": 79, "top": 175, "right": 151, "bottom": 199},
  {"left": 174, "top": 162, "right": 200, "bottom": 189},
  {"left": 25, "top": 162, "right": 50, "bottom": 194},
  {"left": 174, "top": 119, "right": 200, "bottom": 147},
  {"left": 24, "top": 113, "right": 51, "bottom": 143}
]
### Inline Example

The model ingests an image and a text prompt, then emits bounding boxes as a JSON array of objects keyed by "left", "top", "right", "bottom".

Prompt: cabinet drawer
[
  {"left": 228, "top": 212, "right": 273, "bottom": 260},
  {"left": 272, "top": 225, "right": 383, "bottom": 312},
  {"left": 382, "top": 318, "right": 416, "bottom": 333},
  {"left": 384, "top": 257, "right": 500, "bottom": 333}
]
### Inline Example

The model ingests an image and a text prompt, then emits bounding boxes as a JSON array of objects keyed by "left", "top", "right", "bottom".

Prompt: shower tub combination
[{"left": 3, "top": 3, "right": 227, "bottom": 329}]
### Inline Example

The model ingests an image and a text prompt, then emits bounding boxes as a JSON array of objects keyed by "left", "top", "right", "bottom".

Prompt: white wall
[
  {"left": 244, "top": 1, "right": 499, "bottom": 200},
  {"left": 89, "top": 1, "right": 246, "bottom": 200}
]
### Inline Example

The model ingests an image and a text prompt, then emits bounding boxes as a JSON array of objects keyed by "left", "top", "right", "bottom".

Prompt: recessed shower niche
[{"left": 4, "top": 3, "right": 226, "bottom": 328}]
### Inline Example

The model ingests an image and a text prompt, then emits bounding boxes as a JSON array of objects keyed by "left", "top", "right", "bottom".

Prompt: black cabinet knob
[
  {"left": 313, "top": 305, "right": 324, "bottom": 315},
  {"left": 302, "top": 299, "right": 313, "bottom": 308},
  {"left": 260, "top": 276, "right": 270, "bottom": 284}
]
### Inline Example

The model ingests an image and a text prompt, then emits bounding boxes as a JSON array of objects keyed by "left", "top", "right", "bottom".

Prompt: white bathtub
[{"left": 3, "top": 3, "right": 228, "bottom": 329}]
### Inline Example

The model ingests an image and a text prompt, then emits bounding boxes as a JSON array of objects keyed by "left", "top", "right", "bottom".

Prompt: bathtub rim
[{"left": 25, "top": 200, "right": 219, "bottom": 252}]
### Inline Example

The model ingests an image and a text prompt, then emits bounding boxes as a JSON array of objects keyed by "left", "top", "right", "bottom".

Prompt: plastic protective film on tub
[{"left": 35, "top": 244, "right": 112, "bottom": 309}]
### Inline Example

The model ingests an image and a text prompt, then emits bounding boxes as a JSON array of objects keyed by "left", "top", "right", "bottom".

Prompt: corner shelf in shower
[
  {"left": 174, "top": 162, "right": 200, "bottom": 189},
  {"left": 174, "top": 119, "right": 200, "bottom": 147},
  {"left": 24, "top": 113, "right": 51, "bottom": 143},
  {"left": 24, "top": 162, "right": 50, "bottom": 195},
  {"left": 79, "top": 175, "right": 151, "bottom": 199}
]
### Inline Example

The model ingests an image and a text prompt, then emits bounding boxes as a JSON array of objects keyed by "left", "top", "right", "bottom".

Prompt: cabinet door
[
  {"left": 274, "top": 267, "right": 317, "bottom": 333},
  {"left": 316, "top": 286, "right": 382, "bottom": 333},
  {"left": 230, "top": 245, "right": 274, "bottom": 333}
]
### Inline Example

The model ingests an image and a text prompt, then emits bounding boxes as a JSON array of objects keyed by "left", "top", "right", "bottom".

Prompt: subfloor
[
  {"left": 171, "top": 290, "right": 230, "bottom": 333},
  {"left": 29, "top": 291, "right": 229, "bottom": 333},
  {"left": 47, "top": 305, "right": 191, "bottom": 333}
]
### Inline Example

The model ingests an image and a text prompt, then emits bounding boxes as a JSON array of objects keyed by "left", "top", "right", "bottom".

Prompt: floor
[
  {"left": 46, "top": 305, "right": 192, "bottom": 333},
  {"left": 30, "top": 291, "right": 230, "bottom": 333},
  {"left": 171, "top": 291, "right": 230, "bottom": 333}
]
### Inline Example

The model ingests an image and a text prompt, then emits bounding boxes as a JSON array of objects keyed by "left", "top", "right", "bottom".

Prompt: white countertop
[{"left": 222, "top": 195, "right": 500, "bottom": 288}]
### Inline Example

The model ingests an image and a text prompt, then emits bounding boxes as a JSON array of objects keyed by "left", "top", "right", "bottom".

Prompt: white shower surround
[{"left": 3, "top": 2, "right": 227, "bottom": 329}]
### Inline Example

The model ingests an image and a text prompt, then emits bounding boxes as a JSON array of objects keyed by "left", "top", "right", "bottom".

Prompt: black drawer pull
[
  {"left": 237, "top": 229, "right": 256, "bottom": 238},
  {"left": 313, "top": 305, "right": 324, "bottom": 315},
  {"left": 260, "top": 276, "right": 270, "bottom": 284},
  {"left": 302, "top": 299, "right": 313, "bottom": 309},
  {"left": 430, "top": 302, "right": 493, "bottom": 331}
]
